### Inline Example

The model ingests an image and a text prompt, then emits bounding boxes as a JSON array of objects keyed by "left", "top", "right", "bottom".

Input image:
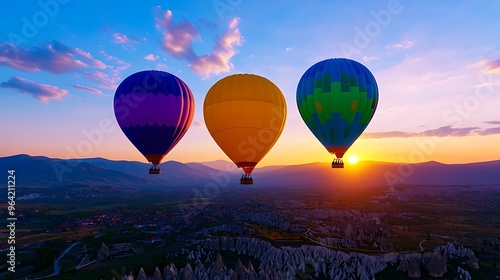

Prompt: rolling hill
[{"left": 1, "top": 154, "right": 500, "bottom": 189}]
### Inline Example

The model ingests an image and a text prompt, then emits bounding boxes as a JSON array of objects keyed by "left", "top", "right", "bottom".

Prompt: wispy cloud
[
  {"left": 362, "top": 125, "right": 500, "bottom": 139},
  {"left": 155, "top": 62, "right": 168, "bottom": 70},
  {"left": 0, "top": 41, "right": 127, "bottom": 95},
  {"left": 145, "top": 54, "right": 159, "bottom": 61},
  {"left": 155, "top": 8, "right": 243, "bottom": 78},
  {"left": 363, "top": 55, "right": 378, "bottom": 62},
  {"left": 73, "top": 48, "right": 107, "bottom": 69},
  {"left": 484, "top": 58, "right": 500, "bottom": 73},
  {"left": 484, "top": 120, "right": 500, "bottom": 125},
  {"left": 155, "top": 9, "right": 198, "bottom": 59},
  {"left": 0, "top": 41, "right": 95, "bottom": 74},
  {"left": 385, "top": 40, "right": 414, "bottom": 50},
  {"left": 112, "top": 32, "right": 138, "bottom": 44},
  {"left": 99, "top": 50, "right": 130, "bottom": 72},
  {"left": 189, "top": 18, "right": 242, "bottom": 77},
  {"left": 96, "top": 50, "right": 129, "bottom": 87},
  {"left": 363, "top": 131, "right": 409, "bottom": 138},
  {"left": 374, "top": 50, "right": 475, "bottom": 115},
  {"left": 477, "top": 126, "right": 500, "bottom": 135},
  {"left": 99, "top": 50, "right": 125, "bottom": 64},
  {"left": 83, "top": 71, "right": 119, "bottom": 90},
  {"left": 0, "top": 76, "right": 68, "bottom": 102},
  {"left": 192, "top": 121, "right": 205, "bottom": 127},
  {"left": 74, "top": 84, "right": 102, "bottom": 95}
]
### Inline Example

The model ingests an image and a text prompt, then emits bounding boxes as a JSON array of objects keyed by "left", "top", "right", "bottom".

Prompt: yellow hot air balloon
[{"left": 204, "top": 74, "right": 287, "bottom": 184}]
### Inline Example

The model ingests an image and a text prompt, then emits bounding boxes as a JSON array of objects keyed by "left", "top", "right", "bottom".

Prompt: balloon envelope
[
  {"left": 114, "top": 70, "right": 194, "bottom": 166},
  {"left": 204, "top": 74, "right": 287, "bottom": 174},
  {"left": 296, "top": 58, "right": 378, "bottom": 160}
]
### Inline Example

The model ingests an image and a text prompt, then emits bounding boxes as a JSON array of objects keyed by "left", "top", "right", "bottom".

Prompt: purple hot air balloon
[{"left": 114, "top": 70, "right": 194, "bottom": 174}]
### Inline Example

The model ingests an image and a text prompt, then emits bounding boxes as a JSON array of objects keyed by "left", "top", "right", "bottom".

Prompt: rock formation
[
  {"left": 408, "top": 257, "right": 421, "bottom": 278},
  {"left": 397, "top": 258, "right": 408, "bottom": 272},
  {"left": 152, "top": 266, "right": 162, "bottom": 280},
  {"left": 97, "top": 243, "right": 110, "bottom": 261},
  {"left": 427, "top": 250, "right": 447, "bottom": 277},
  {"left": 136, "top": 267, "right": 147, "bottom": 280},
  {"left": 467, "top": 251, "right": 479, "bottom": 269}
]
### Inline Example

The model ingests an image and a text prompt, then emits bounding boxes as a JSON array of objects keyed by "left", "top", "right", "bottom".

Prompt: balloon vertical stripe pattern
[
  {"left": 114, "top": 70, "right": 194, "bottom": 169},
  {"left": 204, "top": 74, "right": 287, "bottom": 175},
  {"left": 297, "top": 58, "right": 378, "bottom": 161}
]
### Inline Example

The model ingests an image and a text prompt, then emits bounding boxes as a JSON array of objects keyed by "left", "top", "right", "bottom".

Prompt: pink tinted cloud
[
  {"left": 74, "top": 84, "right": 103, "bottom": 95},
  {"left": 363, "top": 56, "right": 378, "bottom": 62},
  {"left": 156, "top": 62, "right": 168, "bottom": 70},
  {"left": 0, "top": 41, "right": 87, "bottom": 73},
  {"left": 362, "top": 131, "right": 410, "bottom": 138},
  {"left": 385, "top": 40, "right": 414, "bottom": 50},
  {"left": 477, "top": 126, "right": 500, "bottom": 135},
  {"left": 191, "top": 121, "right": 205, "bottom": 127},
  {"left": 73, "top": 48, "right": 107, "bottom": 69},
  {"left": 155, "top": 9, "right": 242, "bottom": 77},
  {"left": 362, "top": 125, "right": 500, "bottom": 139},
  {"left": 96, "top": 50, "right": 129, "bottom": 87},
  {"left": 190, "top": 18, "right": 243, "bottom": 77},
  {"left": 112, "top": 33, "right": 138, "bottom": 44},
  {"left": 100, "top": 50, "right": 126, "bottom": 64},
  {"left": 83, "top": 71, "right": 120, "bottom": 90},
  {"left": 0, "top": 41, "right": 108, "bottom": 74},
  {"left": 484, "top": 58, "right": 500, "bottom": 73},
  {"left": 155, "top": 9, "right": 198, "bottom": 59},
  {"left": 99, "top": 50, "right": 130, "bottom": 71},
  {"left": 0, "top": 76, "right": 68, "bottom": 102},
  {"left": 145, "top": 54, "right": 159, "bottom": 61}
]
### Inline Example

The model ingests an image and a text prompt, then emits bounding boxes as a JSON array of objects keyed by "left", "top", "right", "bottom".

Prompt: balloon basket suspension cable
[
  {"left": 240, "top": 174, "right": 253, "bottom": 185},
  {"left": 332, "top": 158, "right": 344, "bottom": 168},
  {"left": 149, "top": 164, "right": 161, "bottom": 174}
]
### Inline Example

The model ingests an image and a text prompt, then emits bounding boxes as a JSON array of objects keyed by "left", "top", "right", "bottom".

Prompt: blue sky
[{"left": 1, "top": 0, "right": 500, "bottom": 165}]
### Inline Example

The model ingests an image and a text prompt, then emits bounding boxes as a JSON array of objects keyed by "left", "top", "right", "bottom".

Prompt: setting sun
[{"left": 348, "top": 155, "right": 359, "bottom": 164}]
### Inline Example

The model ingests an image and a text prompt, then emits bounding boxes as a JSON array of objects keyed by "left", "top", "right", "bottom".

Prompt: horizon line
[{"left": 2, "top": 153, "right": 500, "bottom": 167}]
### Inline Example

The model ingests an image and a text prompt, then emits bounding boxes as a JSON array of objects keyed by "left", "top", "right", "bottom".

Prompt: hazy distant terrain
[
  {"left": 1, "top": 155, "right": 500, "bottom": 279},
  {"left": 2, "top": 154, "right": 500, "bottom": 189}
]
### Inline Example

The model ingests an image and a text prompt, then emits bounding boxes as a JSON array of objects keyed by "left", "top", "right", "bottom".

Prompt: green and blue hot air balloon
[{"left": 296, "top": 58, "right": 379, "bottom": 168}]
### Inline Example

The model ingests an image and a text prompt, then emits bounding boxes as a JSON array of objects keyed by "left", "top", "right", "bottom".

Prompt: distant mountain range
[
  {"left": 1, "top": 154, "right": 499, "bottom": 189},
  {"left": 0, "top": 154, "right": 220, "bottom": 188},
  {"left": 259, "top": 160, "right": 500, "bottom": 188}
]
